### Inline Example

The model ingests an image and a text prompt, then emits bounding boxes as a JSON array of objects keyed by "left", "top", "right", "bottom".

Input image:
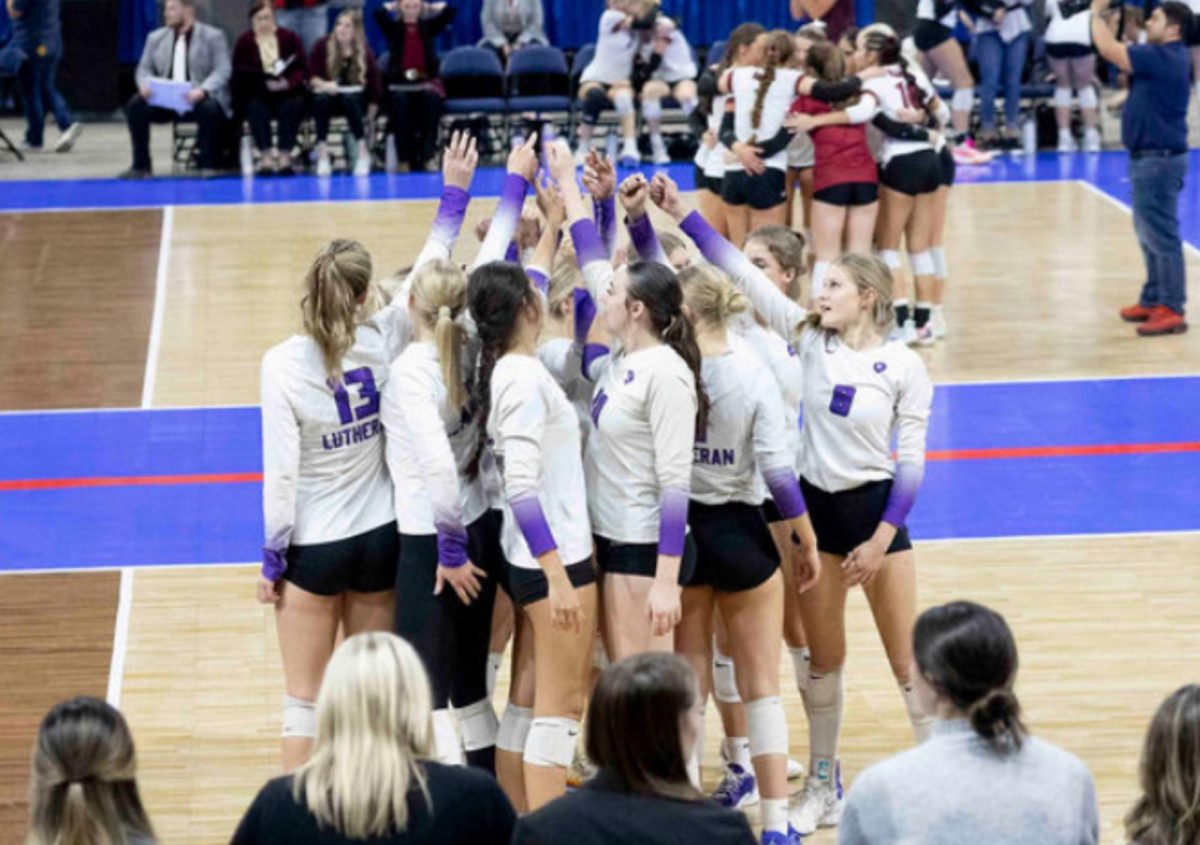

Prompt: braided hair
[
  {"left": 863, "top": 31, "right": 935, "bottom": 123},
  {"left": 749, "top": 30, "right": 796, "bottom": 139}
]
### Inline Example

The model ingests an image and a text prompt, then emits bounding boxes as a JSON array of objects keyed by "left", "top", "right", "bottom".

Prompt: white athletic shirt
[
  {"left": 724, "top": 66, "right": 805, "bottom": 171},
  {"left": 732, "top": 320, "right": 804, "bottom": 475},
  {"left": 538, "top": 336, "right": 593, "bottom": 444},
  {"left": 488, "top": 354, "right": 593, "bottom": 570},
  {"left": 580, "top": 9, "right": 638, "bottom": 85},
  {"left": 860, "top": 67, "right": 938, "bottom": 164},
  {"left": 1045, "top": 0, "right": 1092, "bottom": 47},
  {"left": 787, "top": 128, "right": 816, "bottom": 169},
  {"left": 381, "top": 341, "right": 488, "bottom": 559},
  {"left": 643, "top": 21, "right": 698, "bottom": 83},
  {"left": 917, "top": 0, "right": 959, "bottom": 28},
  {"left": 695, "top": 92, "right": 732, "bottom": 179}
]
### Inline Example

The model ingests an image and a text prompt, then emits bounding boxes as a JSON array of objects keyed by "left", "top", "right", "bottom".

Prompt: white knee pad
[
  {"left": 1052, "top": 86, "right": 1073, "bottom": 109},
  {"left": 524, "top": 717, "right": 581, "bottom": 768},
  {"left": 899, "top": 680, "right": 935, "bottom": 744},
  {"left": 879, "top": 249, "right": 903, "bottom": 270},
  {"left": 455, "top": 698, "right": 499, "bottom": 752},
  {"left": 746, "top": 696, "right": 789, "bottom": 758},
  {"left": 496, "top": 703, "right": 533, "bottom": 753},
  {"left": 930, "top": 246, "right": 948, "bottom": 280},
  {"left": 432, "top": 708, "right": 465, "bottom": 766},
  {"left": 680, "top": 97, "right": 698, "bottom": 117},
  {"left": 641, "top": 98, "right": 663, "bottom": 121},
  {"left": 613, "top": 91, "right": 634, "bottom": 116},
  {"left": 951, "top": 87, "right": 975, "bottom": 113},
  {"left": 1077, "top": 86, "right": 1098, "bottom": 110},
  {"left": 909, "top": 250, "right": 935, "bottom": 276},
  {"left": 713, "top": 650, "right": 742, "bottom": 704},
  {"left": 282, "top": 694, "right": 316, "bottom": 739},
  {"left": 811, "top": 261, "right": 831, "bottom": 300}
]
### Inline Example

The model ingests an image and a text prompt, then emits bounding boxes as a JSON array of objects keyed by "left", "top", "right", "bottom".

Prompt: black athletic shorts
[
  {"left": 686, "top": 501, "right": 780, "bottom": 592},
  {"left": 938, "top": 145, "right": 956, "bottom": 187},
  {"left": 695, "top": 164, "right": 724, "bottom": 194},
  {"left": 913, "top": 19, "right": 954, "bottom": 52},
  {"left": 722, "top": 168, "right": 787, "bottom": 211},
  {"left": 285, "top": 520, "right": 399, "bottom": 596},
  {"left": 1046, "top": 42, "right": 1095, "bottom": 58},
  {"left": 594, "top": 533, "right": 698, "bottom": 585},
  {"left": 761, "top": 497, "right": 784, "bottom": 524},
  {"left": 800, "top": 477, "right": 913, "bottom": 557},
  {"left": 507, "top": 558, "right": 597, "bottom": 606},
  {"left": 466, "top": 509, "right": 511, "bottom": 596},
  {"left": 814, "top": 181, "right": 879, "bottom": 207},
  {"left": 880, "top": 149, "right": 942, "bottom": 196}
]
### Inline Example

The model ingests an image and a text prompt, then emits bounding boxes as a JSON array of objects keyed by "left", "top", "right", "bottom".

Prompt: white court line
[
  {"left": 105, "top": 567, "right": 134, "bottom": 707},
  {"left": 1075, "top": 179, "right": 1200, "bottom": 259},
  {"left": 140, "top": 205, "right": 173, "bottom": 409}
]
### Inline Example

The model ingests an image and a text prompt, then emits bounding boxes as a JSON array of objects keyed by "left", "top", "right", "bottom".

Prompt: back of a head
[
  {"left": 718, "top": 22, "right": 766, "bottom": 73},
  {"left": 585, "top": 653, "right": 700, "bottom": 801},
  {"left": 27, "top": 696, "right": 155, "bottom": 845},
  {"left": 1126, "top": 684, "right": 1200, "bottom": 845},
  {"left": 913, "top": 601, "right": 1026, "bottom": 753},
  {"left": 293, "top": 632, "right": 432, "bottom": 840},
  {"left": 408, "top": 259, "right": 469, "bottom": 413},
  {"left": 678, "top": 264, "right": 748, "bottom": 329},
  {"left": 806, "top": 40, "right": 846, "bottom": 83},
  {"left": 302, "top": 239, "right": 373, "bottom": 379}
]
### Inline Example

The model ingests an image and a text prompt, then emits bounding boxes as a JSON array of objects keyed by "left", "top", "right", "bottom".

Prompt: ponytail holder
[{"left": 438, "top": 305, "right": 452, "bottom": 321}]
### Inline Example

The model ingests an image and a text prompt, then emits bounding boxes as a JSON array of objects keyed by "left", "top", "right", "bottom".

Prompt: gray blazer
[
  {"left": 479, "top": 0, "right": 548, "bottom": 49},
  {"left": 136, "top": 23, "right": 232, "bottom": 117}
]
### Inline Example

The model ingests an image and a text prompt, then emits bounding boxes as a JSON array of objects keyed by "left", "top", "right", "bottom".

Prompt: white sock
[
  {"left": 686, "top": 705, "right": 706, "bottom": 787},
  {"left": 486, "top": 651, "right": 503, "bottom": 698},
  {"left": 900, "top": 680, "right": 934, "bottom": 743},
  {"left": 432, "top": 708, "right": 465, "bottom": 765},
  {"left": 722, "top": 736, "right": 752, "bottom": 769},
  {"left": 761, "top": 798, "right": 789, "bottom": 835},
  {"left": 790, "top": 647, "right": 811, "bottom": 693},
  {"left": 801, "top": 667, "right": 843, "bottom": 784}
]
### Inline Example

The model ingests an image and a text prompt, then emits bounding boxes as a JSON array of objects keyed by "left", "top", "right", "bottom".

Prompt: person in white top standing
[
  {"left": 577, "top": 0, "right": 643, "bottom": 165},
  {"left": 652, "top": 173, "right": 934, "bottom": 837},
  {"left": 466, "top": 259, "right": 597, "bottom": 812},
  {"left": 1044, "top": 0, "right": 1102, "bottom": 152}
]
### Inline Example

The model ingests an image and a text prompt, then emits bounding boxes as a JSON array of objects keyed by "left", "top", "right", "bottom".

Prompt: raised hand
[
  {"left": 534, "top": 173, "right": 566, "bottom": 226},
  {"left": 507, "top": 132, "right": 540, "bottom": 181},
  {"left": 618, "top": 173, "right": 650, "bottom": 219},
  {"left": 649, "top": 172, "right": 685, "bottom": 221},
  {"left": 545, "top": 138, "right": 577, "bottom": 185},
  {"left": 442, "top": 130, "right": 479, "bottom": 191},
  {"left": 582, "top": 149, "right": 616, "bottom": 201}
]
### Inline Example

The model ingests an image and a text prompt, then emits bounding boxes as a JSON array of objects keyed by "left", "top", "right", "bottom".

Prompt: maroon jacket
[
  {"left": 232, "top": 27, "right": 309, "bottom": 109},
  {"left": 308, "top": 37, "right": 385, "bottom": 105}
]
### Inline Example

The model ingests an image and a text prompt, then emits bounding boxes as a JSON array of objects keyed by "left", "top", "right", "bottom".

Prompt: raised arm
[
  {"left": 1090, "top": 0, "right": 1131, "bottom": 73},
  {"left": 619, "top": 174, "right": 670, "bottom": 266},
  {"left": 581, "top": 150, "right": 618, "bottom": 258},
  {"left": 408, "top": 131, "right": 478, "bottom": 273},
  {"left": 474, "top": 134, "right": 539, "bottom": 269}
]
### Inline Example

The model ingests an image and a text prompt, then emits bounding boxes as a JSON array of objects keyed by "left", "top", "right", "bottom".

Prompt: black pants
[
  {"left": 387, "top": 87, "right": 441, "bottom": 167},
  {"left": 312, "top": 92, "right": 367, "bottom": 142},
  {"left": 126, "top": 94, "right": 224, "bottom": 170},
  {"left": 244, "top": 94, "right": 305, "bottom": 153}
]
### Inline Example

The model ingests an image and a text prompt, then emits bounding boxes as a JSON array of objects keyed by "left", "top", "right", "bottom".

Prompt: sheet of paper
[{"left": 147, "top": 77, "right": 193, "bottom": 115}]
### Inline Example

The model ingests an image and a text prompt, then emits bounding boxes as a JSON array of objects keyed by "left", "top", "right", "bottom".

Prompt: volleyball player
[
  {"left": 912, "top": 0, "right": 978, "bottom": 156},
  {"left": 546, "top": 140, "right": 705, "bottom": 660},
  {"left": 577, "top": 0, "right": 642, "bottom": 165},
  {"left": 672, "top": 263, "right": 819, "bottom": 845},
  {"left": 653, "top": 173, "right": 934, "bottom": 836},
  {"left": 786, "top": 25, "right": 827, "bottom": 251},
  {"left": 1045, "top": 0, "right": 1102, "bottom": 152},
  {"left": 467, "top": 259, "right": 597, "bottom": 812},
  {"left": 258, "top": 131, "right": 479, "bottom": 771},
  {"left": 636, "top": 12, "right": 698, "bottom": 164}
]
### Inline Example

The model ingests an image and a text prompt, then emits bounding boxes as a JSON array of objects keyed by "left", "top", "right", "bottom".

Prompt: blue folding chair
[
  {"left": 707, "top": 40, "right": 728, "bottom": 68},
  {"left": 506, "top": 45, "right": 574, "bottom": 141},
  {"left": 440, "top": 46, "right": 507, "bottom": 116}
]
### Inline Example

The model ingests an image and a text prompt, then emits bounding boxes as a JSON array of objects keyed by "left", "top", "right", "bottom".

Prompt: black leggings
[
  {"left": 244, "top": 94, "right": 305, "bottom": 153},
  {"left": 387, "top": 86, "right": 442, "bottom": 167},
  {"left": 312, "top": 91, "right": 367, "bottom": 142}
]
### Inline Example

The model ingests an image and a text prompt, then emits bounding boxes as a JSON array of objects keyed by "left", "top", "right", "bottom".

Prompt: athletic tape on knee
[
  {"left": 613, "top": 91, "right": 634, "bottom": 117},
  {"left": 432, "top": 708, "right": 466, "bottom": 765},
  {"left": 789, "top": 647, "right": 812, "bottom": 693},
  {"left": 713, "top": 650, "right": 742, "bottom": 703},
  {"left": 951, "top": 87, "right": 975, "bottom": 113},
  {"left": 282, "top": 694, "right": 316, "bottom": 739},
  {"left": 1052, "top": 86, "right": 1073, "bottom": 109},
  {"left": 879, "top": 249, "right": 903, "bottom": 270},
  {"left": 455, "top": 698, "right": 499, "bottom": 751},
  {"left": 523, "top": 717, "right": 581, "bottom": 768},
  {"left": 812, "top": 261, "right": 831, "bottom": 300},
  {"left": 800, "top": 667, "right": 844, "bottom": 783},
  {"left": 909, "top": 250, "right": 935, "bottom": 276},
  {"left": 899, "top": 681, "right": 935, "bottom": 744},
  {"left": 746, "top": 696, "right": 789, "bottom": 758},
  {"left": 930, "top": 246, "right": 947, "bottom": 280},
  {"left": 1077, "top": 86, "right": 1098, "bottom": 109},
  {"left": 641, "top": 98, "right": 663, "bottom": 121},
  {"left": 496, "top": 704, "right": 532, "bottom": 753}
]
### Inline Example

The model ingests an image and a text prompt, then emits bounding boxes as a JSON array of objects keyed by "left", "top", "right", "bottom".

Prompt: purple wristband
[
  {"left": 627, "top": 214, "right": 668, "bottom": 266},
  {"left": 763, "top": 467, "right": 807, "bottom": 520},
  {"left": 509, "top": 492, "right": 558, "bottom": 558},
  {"left": 679, "top": 209, "right": 739, "bottom": 269},
  {"left": 436, "top": 522, "right": 469, "bottom": 568},
  {"left": 431, "top": 185, "right": 470, "bottom": 245},
  {"left": 505, "top": 241, "right": 521, "bottom": 263},
  {"left": 261, "top": 546, "right": 287, "bottom": 582},
  {"left": 658, "top": 487, "right": 689, "bottom": 557},
  {"left": 573, "top": 288, "right": 597, "bottom": 345},
  {"left": 881, "top": 463, "right": 923, "bottom": 528},
  {"left": 582, "top": 342, "right": 609, "bottom": 378},
  {"left": 569, "top": 218, "right": 608, "bottom": 267}
]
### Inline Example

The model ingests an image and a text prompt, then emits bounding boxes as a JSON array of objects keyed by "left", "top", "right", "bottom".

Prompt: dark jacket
[
  {"left": 231, "top": 27, "right": 309, "bottom": 109},
  {"left": 309, "top": 36, "right": 385, "bottom": 104},
  {"left": 374, "top": 4, "right": 457, "bottom": 83},
  {"left": 511, "top": 768, "right": 756, "bottom": 845}
]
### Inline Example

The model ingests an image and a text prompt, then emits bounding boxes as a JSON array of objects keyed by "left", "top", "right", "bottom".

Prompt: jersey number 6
[{"left": 330, "top": 367, "right": 380, "bottom": 424}]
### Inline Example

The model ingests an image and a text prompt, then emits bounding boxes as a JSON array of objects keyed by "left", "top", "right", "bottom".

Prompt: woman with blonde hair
[
  {"left": 1126, "top": 684, "right": 1200, "bottom": 845},
  {"left": 231, "top": 632, "right": 516, "bottom": 844},
  {"left": 309, "top": 9, "right": 385, "bottom": 177},
  {"left": 26, "top": 697, "right": 155, "bottom": 845},
  {"left": 653, "top": 171, "right": 934, "bottom": 836}
]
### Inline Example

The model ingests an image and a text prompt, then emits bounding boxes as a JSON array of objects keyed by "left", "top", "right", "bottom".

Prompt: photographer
[{"left": 1092, "top": 0, "right": 1192, "bottom": 336}]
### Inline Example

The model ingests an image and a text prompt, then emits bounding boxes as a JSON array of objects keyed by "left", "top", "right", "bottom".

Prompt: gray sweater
[{"left": 840, "top": 720, "right": 1099, "bottom": 845}]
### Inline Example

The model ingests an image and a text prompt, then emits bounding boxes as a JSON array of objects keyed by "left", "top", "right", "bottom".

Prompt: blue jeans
[
  {"left": 275, "top": 5, "right": 329, "bottom": 54},
  {"left": 1131, "top": 153, "right": 1188, "bottom": 314},
  {"left": 975, "top": 31, "right": 1029, "bottom": 131},
  {"left": 17, "top": 49, "right": 73, "bottom": 148}
]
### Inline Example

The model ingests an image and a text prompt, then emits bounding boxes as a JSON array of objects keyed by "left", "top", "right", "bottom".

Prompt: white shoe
[
  {"left": 352, "top": 150, "right": 371, "bottom": 177},
  {"left": 900, "top": 320, "right": 918, "bottom": 346},
  {"left": 316, "top": 155, "right": 332, "bottom": 178},
  {"left": 931, "top": 308, "right": 948, "bottom": 340},
  {"left": 1057, "top": 131, "right": 1077, "bottom": 153},
  {"left": 650, "top": 134, "right": 671, "bottom": 165},
  {"left": 55, "top": 122, "right": 83, "bottom": 153},
  {"left": 1083, "top": 128, "right": 1102, "bottom": 153},
  {"left": 619, "top": 139, "right": 640, "bottom": 166},
  {"left": 915, "top": 324, "right": 936, "bottom": 347},
  {"left": 788, "top": 772, "right": 845, "bottom": 835}
]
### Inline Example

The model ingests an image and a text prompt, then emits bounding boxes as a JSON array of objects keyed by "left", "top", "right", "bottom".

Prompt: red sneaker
[
  {"left": 1136, "top": 306, "right": 1188, "bottom": 336},
  {"left": 1120, "top": 304, "right": 1152, "bottom": 322}
]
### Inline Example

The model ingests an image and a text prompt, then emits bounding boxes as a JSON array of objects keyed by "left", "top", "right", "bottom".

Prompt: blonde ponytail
[
  {"left": 409, "top": 260, "right": 468, "bottom": 414},
  {"left": 302, "top": 240, "right": 373, "bottom": 380},
  {"left": 678, "top": 264, "right": 748, "bottom": 328}
]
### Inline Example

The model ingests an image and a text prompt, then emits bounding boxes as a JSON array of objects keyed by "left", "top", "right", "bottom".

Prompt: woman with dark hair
[
  {"left": 232, "top": 0, "right": 309, "bottom": 175},
  {"left": 1125, "top": 684, "right": 1200, "bottom": 845},
  {"left": 309, "top": 9, "right": 384, "bottom": 176},
  {"left": 840, "top": 601, "right": 1100, "bottom": 844},
  {"left": 511, "top": 653, "right": 755, "bottom": 845},
  {"left": 26, "top": 697, "right": 156, "bottom": 845}
]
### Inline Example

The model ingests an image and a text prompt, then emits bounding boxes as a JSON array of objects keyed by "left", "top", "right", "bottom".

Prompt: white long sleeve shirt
[
  {"left": 580, "top": 9, "right": 638, "bottom": 85},
  {"left": 724, "top": 66, "right": 806, "bottom": 171},
  {"left": 860, "top": 67, "right": 939, "bottom": 164}
]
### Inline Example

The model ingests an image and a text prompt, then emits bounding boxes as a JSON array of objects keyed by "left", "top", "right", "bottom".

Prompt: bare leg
[
  {"left": 275, "top": 583, "right": 341, "bottom": 771},
  {"left": 602, "top": 573, "right": 673, "bottom": 659},
  {"left": 497, "top": 607, "right": 535, "bottom": 812}
]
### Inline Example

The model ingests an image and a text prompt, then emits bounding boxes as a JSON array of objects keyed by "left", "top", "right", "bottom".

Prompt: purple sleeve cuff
[
  {"left": 431, "top": 185, "right": 470, "bottom": 244},
  {"left": 658, "top": 487, "right": 689, "bottom": 557},
  {"left": 678, "top": 209, "right": 741, "bottom": 272},
  {"left": 627, "top": 214, "right": 668, "bottom": 266},
  {"left": 881, "top": 462, "right": 923, "bottom": 528},
  {"left": 262, "top": 547, "right": 287, "bottom": 582},
  {"left": 573, "top": 288, "right": 597, "bottom": 345},
  {"left": 509, "top": 492, "right": 558, "bottom": 558},
  {"left": 569, "top": 218, "right": 608, "bottom": 267},
  {"left": 436, "top": 523, "right": 469, "bottom": 568},
  {"left": 582, "top": 342, "right": 609, "bottom": 378},
  {"left": 505, "top": 241, "right": 521, "bottom": 263},
  {"left": 763, "top": 467, "right": 807, "bottom": 520},
  {"left": 595, "top": 196, "right": 617, "bottom": 258},
  {"left": 528, "top": 267, "right": 550, "bottom": 296}
]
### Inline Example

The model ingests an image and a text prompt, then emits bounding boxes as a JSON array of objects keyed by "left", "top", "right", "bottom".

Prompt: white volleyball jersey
[
  {"left": 381, "top": 341, "right": 488, "bottom": 541},
  {"left": 260, "top": 300, "right": 411, "bottom": 554},
  {"left": 692, "top": 346, "right": 797, "bottom": 506},
  {"left": 726, "top": 66, "right": 805, "bottom": 171},
  {"left": 1045, "top": 0, "right": 1092, "bottom": 46},
  {"left": 861, "top": 67, "right": 938, "bottom": 164},
  {"left": 538, "top": 337, "right": 592, "bottom": 445},
  {"left": 580, "top": 9, "right": 639, "bottom": 85},
  {"left": 695, "top": 92, "right": 732, "bottom": 179},
  {"left": 488, "top": 354, "right": 593, "bottom": 570},
  {"left": 917, "top": 0, "right": 958, "bottom": 28},
  {"left": 586, "top": 344, "right": 697, "bottom": 543},
  {"left": 644, "top": 23, "right": 698, "bottom": 83},
  {"left": 732, "top": 320, "right": 804, "bottom": 475}
]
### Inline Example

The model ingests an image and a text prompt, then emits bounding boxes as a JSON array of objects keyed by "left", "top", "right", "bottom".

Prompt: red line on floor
[{"left": 1, "top": 442, "right": 1199, "bottom": 492}]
